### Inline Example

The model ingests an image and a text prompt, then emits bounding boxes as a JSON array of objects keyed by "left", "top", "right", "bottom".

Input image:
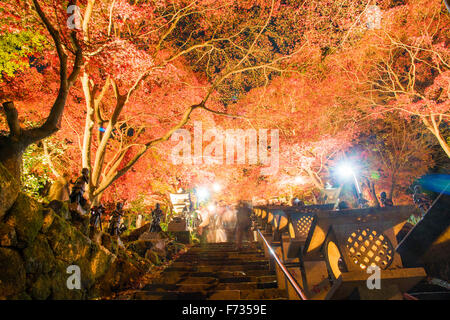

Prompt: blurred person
[
  {"left": 235, "top": 201, "right": 253, "bottom": 250},
  {"left": 198, "top": 205, "right": 226, "bottom": 243}
]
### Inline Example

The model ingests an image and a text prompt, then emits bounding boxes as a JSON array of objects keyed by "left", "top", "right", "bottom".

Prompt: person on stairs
[{"left": 235, "top": 201, "right": 253, "bottom": 251}]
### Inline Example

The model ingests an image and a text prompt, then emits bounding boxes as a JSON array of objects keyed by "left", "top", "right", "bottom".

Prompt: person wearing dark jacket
[
  {"left": 69, "top": 168, "right": 89, "bottom": 207},
  {"left": 235, "top": 201, "right": 252, "bottom": 250},
  {"left": 149, "top": 203, "right": 163, "bottom": 233},
  {"left": 380, "top": 192, "right": 393, "bottom": 207}
]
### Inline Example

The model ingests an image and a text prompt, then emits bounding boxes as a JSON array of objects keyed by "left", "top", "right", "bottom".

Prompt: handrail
[
  {"left": 256, "top": 229, "right": 308, "bottom": 300},
  {"left": 403, "top": 293, "right": 419, "bottom": 300}
]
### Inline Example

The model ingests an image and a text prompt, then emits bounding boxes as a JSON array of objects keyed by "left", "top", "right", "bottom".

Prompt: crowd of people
[{"left": 196, "top": 200, "right": 255, "bottom": 249}]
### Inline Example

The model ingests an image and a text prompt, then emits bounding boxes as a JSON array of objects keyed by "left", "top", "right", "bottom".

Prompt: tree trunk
[
  {"left": 304, "top": 168, "right": 324, "bottom": 190},
  {"left": 423, "top": 116, "right": 450, "bottom": 158},
  {"left": 0, "top": 137, "right": 25, "bottom": 183},
  {"left": 311, "top": 192, "right": 318, "bottom": 204},
  {"left": 388, "top": 174, "right": 396, "bottom": 201},
  {"left": 431, "top": 128, "right": 450, "bottom": 158},
  {"left": 365, "top": 177, "right": 380, "bottom": 208}
]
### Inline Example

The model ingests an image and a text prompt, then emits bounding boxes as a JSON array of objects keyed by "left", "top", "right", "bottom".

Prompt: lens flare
[{"left": 418, "top": 174, "right": 450, "bottom": 195}]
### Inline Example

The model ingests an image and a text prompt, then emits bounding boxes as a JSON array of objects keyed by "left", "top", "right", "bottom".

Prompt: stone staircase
[{"left": 117, "top": 242, "right": 288, "bottom": 300}]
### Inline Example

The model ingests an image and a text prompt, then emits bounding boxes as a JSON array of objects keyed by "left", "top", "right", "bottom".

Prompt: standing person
[
  {"left": 212, "top": 208, "right": 227, "bottom": 243},
  {"left": 149, "top": 203, "right": 163, "bottom": 232},
  {"left": 235, "top": 201, "right": 252, "bottom": 250},
  {"left": 380, "top": 192, "right": 393, "bottom": 207},
  {"left": 136, "top": 214, "right": 143, "bottom": 228},
  {"left": 197, "top": 206, "right": 210, "bottom": 242},
  {"left": 108, "top": 202, "right": 124, "bottom": 236},
  {"left": 69, "top": 168, "right": 89, "bottom": 211},
  {"left": 413, "top": 185, "right": 431, "bottom": 216},
  {"left": 90, "top": 204, "right": 105, "bottom": 231},
  {"left": 48, "top": 172, "right": 71, "bottom": 201}
]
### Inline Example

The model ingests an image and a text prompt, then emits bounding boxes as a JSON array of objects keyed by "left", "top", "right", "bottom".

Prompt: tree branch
[{"left": 2, "top": 102, "right": 21, "bottom": 138}]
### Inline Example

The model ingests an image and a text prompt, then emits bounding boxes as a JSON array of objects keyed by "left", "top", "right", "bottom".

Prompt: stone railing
[{"left": 253, "top": 204, "right": 427, "bottom": 300}]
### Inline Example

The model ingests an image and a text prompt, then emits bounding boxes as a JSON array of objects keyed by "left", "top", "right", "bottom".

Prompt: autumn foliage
[{"left": 0, "top": 0, "right": 448, "bottom": 209}]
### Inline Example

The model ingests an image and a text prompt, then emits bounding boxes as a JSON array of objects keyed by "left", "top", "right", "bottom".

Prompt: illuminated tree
[{"left": 0, "top": 0, "right": 82, "bottom": 180}]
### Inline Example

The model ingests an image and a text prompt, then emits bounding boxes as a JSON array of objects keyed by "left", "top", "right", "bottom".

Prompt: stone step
[
  {"left": 152, "top": 276, "right": 219, "bottom": 285},
  {"left": 170, "top": 259, "right": 269, "bottom": 266},
  {"left": 142, "top": 283, "right": 219, "bottom": 292},
  {"left": 113, "top": 240, "right": 285, "bottom": 300},
  {"left": 188, "top": 244, "right": 260, "bottom": 248},
  {"left": 177, "top": 253, "right": 265, "bottom": 260},
  {"left": 216, "top": 281, "right": 278, "bottom": 290},
  {"left": 141, "top": 280, "right": 278, "bottom": 292},
  {"left": 153, "top": 274, "right": 277, "bottom": 285},
  {"left": 174, "top": 255, "right": 266, "bottom": 260},
  {"left": 238, "top": 288, "right": 288, "bottom": 300},
  {"left": 128, "top": 288, "right": 287, "bottom": 300},
  {"left": 156, "top": 270, "right": 276, "bottom": 282},
  {"left": 187, "top": 244, "right": 261, "bottom": 251},
  {"left": 165, "top": 264, "right": 270, "bottom": 273},
  {"left": 185, "top": 250, "right": 263, "bottom": 255},
  {"left": 218, "top": 275, "right": 276, "bottom": 284}
]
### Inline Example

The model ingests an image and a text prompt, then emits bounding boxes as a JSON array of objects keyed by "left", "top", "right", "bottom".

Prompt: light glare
[{"left": 197, "top": 187, "right": 209, "bottom": 201}]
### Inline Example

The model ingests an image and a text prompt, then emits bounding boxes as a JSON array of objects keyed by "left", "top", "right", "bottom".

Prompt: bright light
[
  {"left": 337, "top": 163, "right": 362, "bottom": 194},
  {"left": 212, "top": 183, "right": 221, "bottom": 192},
  {"left": 207, "top": 204, "right": 216, "bottom": 212},
  {"left": 196, "top": 187, "right": 209, "bottom": 201},
  {"left": 338, "top": 164, "right": 355, "bottom": 178},
  {"left": 294, "top": 176, "right": 305, "bottom": 184}
]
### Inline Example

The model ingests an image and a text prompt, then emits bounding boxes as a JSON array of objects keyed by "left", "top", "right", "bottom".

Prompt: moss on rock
[
  {"left": 5, "top": 193, "right": 43, "bottom": 247},
  {"left": 49, "top": 260, "right": 85, "bottom": 300},
  {"left": 0, "top": 191, "right": 161, "bottom": 300},
  {"left": 46, "top": 214, "right": 91, "bottom": 263},
  {"left": 89, "top": 244, "right": 115, "bottom": 280},
  {"left": 30, "top": 274, "right": 52, "bottom": 300},
  {"left": 41, "top": 208, "right": 56, "bottom": 233},
  {"left": 0, "top": 219, "right": 17, "bottom": 247},
  {"left": 0, "top": 247, "right": 26, "bottom": 298},
  {"left": 126, "top": 240, "right": 154, "bottom": 257},
  {"left": 22, "top": 233, "right": 55, "bottom": 274},
  {"left": 0, "top": 163, "right": 20, "bottom": 220},
  {"left": 145, "top": 249, "right": 162, "bottom": 265}
]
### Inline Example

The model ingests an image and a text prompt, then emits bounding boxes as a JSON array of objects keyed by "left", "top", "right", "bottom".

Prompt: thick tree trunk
[
  {"left": 388, "top": 174, "right": 396, "bottom": 201},
  {"left": 0, "top": 137, "right": 25, "bottom": 183},
  {"left": 90, "top": 190, "right": 104, "bottom": 207}
]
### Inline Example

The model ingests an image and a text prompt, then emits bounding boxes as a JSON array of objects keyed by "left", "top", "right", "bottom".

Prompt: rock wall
[
  {"left": 0, "top": 164, "right": 154, "bottom": 300},
  {"left": 0, "top": 192, "right": 155, "bottom": 299}
]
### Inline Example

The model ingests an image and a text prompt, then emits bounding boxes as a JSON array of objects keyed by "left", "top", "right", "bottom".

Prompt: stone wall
[{"left": 0, "top": 164, "right": 154, "bottom": 300}]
